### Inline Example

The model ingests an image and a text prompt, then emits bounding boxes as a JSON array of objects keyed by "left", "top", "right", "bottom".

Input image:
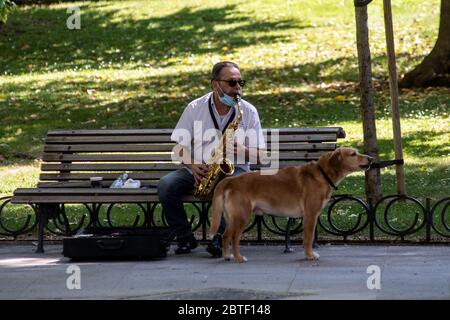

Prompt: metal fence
[{"left": 0, "top": 194, "right": 449, "bottom": 242}]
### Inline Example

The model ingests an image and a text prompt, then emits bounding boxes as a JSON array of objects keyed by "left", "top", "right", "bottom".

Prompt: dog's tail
[{"left": 210, "top": 180, "right": 227, "bottom": 238}]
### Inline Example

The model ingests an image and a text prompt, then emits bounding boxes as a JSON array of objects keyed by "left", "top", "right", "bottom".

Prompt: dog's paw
[
  {"left": 224, "top": 254, "right": 234, "bottom": 261},
  {"left": 305, "top": 251, "right": 320, "bottom": 260},
  {"left": 235, "top": 255, "right": 248, "bottom": 263}
]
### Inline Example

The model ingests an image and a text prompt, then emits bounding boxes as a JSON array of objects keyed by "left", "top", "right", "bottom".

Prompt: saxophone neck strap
[{"left": 208, "top": 94, "right": 236, "bottom": 134}]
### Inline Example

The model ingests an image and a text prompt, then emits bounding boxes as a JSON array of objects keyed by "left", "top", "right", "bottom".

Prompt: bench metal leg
[
  {"left": 284, "top": 218, "right": 319, "bottom": 253},
  {"left": 284, "top": 218, "right": 294, "bottom": 253},
  {"left": 313, "top": 225, "right": 319, "bottom": 249},
  {"left": 35, "top": 204, "right": 59, "bottom": 253},
  {"left": 36, "top": 206, "right": 48, "bottom": 253}
]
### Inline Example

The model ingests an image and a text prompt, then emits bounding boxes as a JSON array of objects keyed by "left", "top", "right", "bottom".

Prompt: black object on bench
[{"left": 11, "top": 127, "right": 346, "bottom": 253}]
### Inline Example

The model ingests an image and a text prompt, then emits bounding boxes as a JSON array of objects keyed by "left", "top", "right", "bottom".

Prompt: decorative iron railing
[{"left": 1, "top": 194, "right": 449, "bottom": 242}]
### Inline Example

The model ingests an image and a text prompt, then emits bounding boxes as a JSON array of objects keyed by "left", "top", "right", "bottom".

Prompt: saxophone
[{"left": 194, "top": 96, "right": 243, "bottom": 200}]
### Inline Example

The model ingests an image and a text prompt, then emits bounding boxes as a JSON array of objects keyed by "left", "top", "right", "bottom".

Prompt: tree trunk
[
  {"left": 383, "top": 0, "right": 406, "bottom": 195},
  {"left": 355, "top": 4, "right": 383, "bottom": 204},
  {"left": 399, "top": 0, "right": 450, "bottom": 87}
]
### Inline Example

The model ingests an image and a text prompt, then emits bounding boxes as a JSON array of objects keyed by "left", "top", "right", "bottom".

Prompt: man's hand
[{"left": 185, "top": 163, "right": 209, "bottom": 186}]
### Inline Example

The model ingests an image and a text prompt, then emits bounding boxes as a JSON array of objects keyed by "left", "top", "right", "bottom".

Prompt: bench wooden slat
[
  {"left": 275, "top": 143, "right": 336, "bottom": 151},
  {"left": 275, "top": 127, "right": 345, "bottom": 138},
  {"left": 45, "top": 134, "right": 338, "bottom": 144},
  {"left": 44, "top": 144, "right": 176, "bottom": 152},
  {"left": 41, "top": 163, "right": 182, "bottom": 171},
  {"left": 12, "top": 188, "right": 161, "bottom": 203},
  {"left": 12, "top": 188, "right": 197, "bottom": 203},
  {"left": 251, "top": 162, "right": 309, "bottom": 169},
  {"left": 47, "top": 129, "right": 174, "bottom": 136},
  {"left": 37, "top": 180, "right": 159, "bottom": 188},
  {"left": 47, "top": 127, "right": 345, "bottom": 138},
  {"left": 42, "top": 153, "right": 175, "bottom": 162},
  {"left": 38, "top": 161, "right": 313, "bottom": 181},
  {"left": 12, "top": 195, "right": 199, "bottom": 203},
  {"left": 41, "top": 150, "right": 326, "bottom": 163},
  {"left": 45, "top": 135, "right": 173, "bottom": 144},
  {"left": 14, "top": 188, "right": 159, "bottom": 194},
  {"left": 274, "top": 134, "right": 338, "bottom": 142},
  {"left": 277, "top": 151, "right": 323, "bottom": 160},
  {"left": 12, "top": 194, "right": 162, "bottom": 203},
  {"left": 40, "top": 172, "right": 173, "bottom": 181},
  {"left": 43, "top": 143, "right": 336, "bottom": 153}
]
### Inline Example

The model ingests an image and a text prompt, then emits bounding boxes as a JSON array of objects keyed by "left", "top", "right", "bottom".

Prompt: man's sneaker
[
  {"left": 206, "top": 234, "right": 222, "bottom": 258},
  {"left": 175, "top": 233, "right": 198, "bottom": 255}
]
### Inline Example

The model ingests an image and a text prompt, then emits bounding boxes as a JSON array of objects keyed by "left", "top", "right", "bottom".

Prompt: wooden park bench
[{"left": 11, "top": 127, "right": 346, "bottom": 252}]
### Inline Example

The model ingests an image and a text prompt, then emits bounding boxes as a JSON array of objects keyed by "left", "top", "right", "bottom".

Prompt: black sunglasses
[{"left": 217, "top": 79, "right": 246, "bottom": 87}]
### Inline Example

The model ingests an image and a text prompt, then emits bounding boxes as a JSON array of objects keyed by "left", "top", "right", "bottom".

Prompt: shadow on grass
[{"left": 1, "top": 3, "right": 307, "bottom": 74}]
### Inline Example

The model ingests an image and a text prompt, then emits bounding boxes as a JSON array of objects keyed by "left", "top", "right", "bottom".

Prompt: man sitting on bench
[{"left": 157, "top": 61, "right": 265, "bottom": 257}]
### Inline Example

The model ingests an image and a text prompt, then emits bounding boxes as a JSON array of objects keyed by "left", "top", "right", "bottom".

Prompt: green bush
[{"left": 0, "top": 0, "right": 16, "bottom": 24}]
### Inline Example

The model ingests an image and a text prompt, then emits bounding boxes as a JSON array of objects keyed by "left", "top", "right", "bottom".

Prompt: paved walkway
[{"left": 0, "top": 243, "right": 449, "bottom": 300}]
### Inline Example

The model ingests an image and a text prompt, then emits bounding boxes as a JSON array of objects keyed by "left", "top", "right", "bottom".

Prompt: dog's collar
[{"left": 318, "top": 165, "right": 338, "bottom": 190}]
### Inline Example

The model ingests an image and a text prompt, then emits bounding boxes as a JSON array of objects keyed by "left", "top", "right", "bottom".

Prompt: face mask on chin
[{"left": 216, "top": 85, "right": 238, "bottom": 108}]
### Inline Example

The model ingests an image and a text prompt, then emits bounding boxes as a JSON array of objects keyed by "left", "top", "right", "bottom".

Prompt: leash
[
  {"left": 318, "top": 165, "right": 338, "bottom": 191},
  {"left": 354, "top": 0, "right": 373, "bottom": 7},
  {"left": 369, "top": 159, "right": 404, "bottom": 169}
]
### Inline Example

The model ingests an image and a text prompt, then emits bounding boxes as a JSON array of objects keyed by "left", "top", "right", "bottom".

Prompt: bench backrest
[{"left": 38, "top": 128, "right": 346, "bottom": 188}]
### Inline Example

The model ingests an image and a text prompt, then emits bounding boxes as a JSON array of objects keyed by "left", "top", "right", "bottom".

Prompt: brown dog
[{"left": 210, "top": 147, "right": 373, "bottom": 262}]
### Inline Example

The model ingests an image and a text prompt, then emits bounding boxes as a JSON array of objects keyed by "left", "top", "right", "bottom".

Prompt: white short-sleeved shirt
[{"left": 171, "top": 92, "right": 265, "bottom": 172}]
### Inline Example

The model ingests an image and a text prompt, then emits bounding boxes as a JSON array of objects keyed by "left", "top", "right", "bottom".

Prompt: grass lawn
[{"left": 0, "top": 0, "right": 449, "bottom": 239}]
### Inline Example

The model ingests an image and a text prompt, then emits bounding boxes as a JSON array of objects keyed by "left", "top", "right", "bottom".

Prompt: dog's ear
[{"left": 329, "top": 148, "right": 342, "bottom": 168}]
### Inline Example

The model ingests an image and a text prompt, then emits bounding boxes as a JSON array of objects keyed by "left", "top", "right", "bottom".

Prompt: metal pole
[{"left": 383, "top": 0, "right": 406, "bottom": 195}]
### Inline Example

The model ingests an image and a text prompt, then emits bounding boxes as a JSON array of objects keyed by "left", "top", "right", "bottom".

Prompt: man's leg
[
  {"left": 158, "top": 168, "right": 198, "bottom": 254},
  {"left": 207, "top": 167, "right": 247, "bottom": 257}
]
